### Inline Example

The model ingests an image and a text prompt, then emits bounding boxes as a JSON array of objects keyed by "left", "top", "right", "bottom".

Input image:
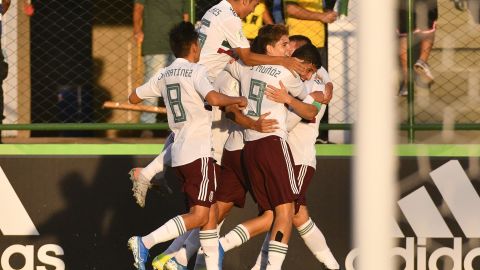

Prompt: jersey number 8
[{"left": 166, "top": 83, "right": 187, "bottom": 123}]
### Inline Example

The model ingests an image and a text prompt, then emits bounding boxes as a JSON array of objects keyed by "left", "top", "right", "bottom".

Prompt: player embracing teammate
[{"left": 127, "top": 0, "right": 340, "bottom": 269}]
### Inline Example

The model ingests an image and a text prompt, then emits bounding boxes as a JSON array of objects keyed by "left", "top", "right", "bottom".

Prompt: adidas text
[
  {"left": 345, "top": 237, "right": 480, "bottom": 270},
  {"left": 1, "top": 244, "right": 65, "bottom": 270}
]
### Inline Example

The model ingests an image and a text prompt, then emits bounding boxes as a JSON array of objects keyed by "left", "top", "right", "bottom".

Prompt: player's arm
[
  {"left": 285, "top": 2, "right": 337, "bottom": 23},
  {"left": 133, "top": 2, "right": 144, "bottom": 43},
  {"left": 315, "top": 67, "right": 333, "bottom": 104},
  {"left": 225, "top": 106, "right": 278, "bottom": 133},
  {"left": 262, "top": 9, "right": 274, "bottom": 25},
  {"left": 205, "top": 91, "right": 247, "bottom": 108},
  {"left": 129, "top": 68, "right": 165, "bottom": 104},
  {"left": 129, "top": 92, "right": 143, "bottom": 104},
  {"left": 235, "top": 48, "right": 306, "bottom": 77},
  {"left": 265, "top": 81, "right": 318, "bottom": 120}
]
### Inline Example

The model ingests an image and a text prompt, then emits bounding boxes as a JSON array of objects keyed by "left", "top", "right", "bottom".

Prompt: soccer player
[
  {"left": 223, "top": 24, "right": 318, "bottom": 270},
  {"left": 128, "top": 0, "right": 309, "bottom": 208},
  {"left": 161, "top": 24, "right": 318, "bottom": 270},
  {"left": 252, "top": 43, "right": 339, "bottom": 270},
  {"left": 217, "top": 43, "right": 339, "bottom": 270},
  {"left": 127, "top": 21, "right": 247, "bottom": 270}
]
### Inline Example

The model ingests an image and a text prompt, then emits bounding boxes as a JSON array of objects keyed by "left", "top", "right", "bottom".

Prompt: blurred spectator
[
  {"left": 266, "top": 0, "right": 285, "bottom": 23},
  {"left": 397, "top": 0, "right": 438, "bottom": 96},
  {"left": 242, "top": 0, "right": 273, "bottom": 42},
  {"left": 0, "top": 0, "right": 11, "bottom": 143},
  {"left": 284, "top": 0, "right": 337, "bottom": 68},
  {"left": 133, "top": 0, "right": 187, "bottom": 136}
]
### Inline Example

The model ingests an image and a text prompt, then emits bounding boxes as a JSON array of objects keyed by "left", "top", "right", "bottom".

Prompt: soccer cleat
[
  {"left": 218, "top": 242, "right": 225, "bottom": 269},
  {"left": 163, "top": 257, "right": 188, "bottom": 270},
  {"left": 129, "top": 168, "right": 151, "bottom": 207},
  {"left": 151, "top": 253, "right": 173, "bottom": 270},
  {"left": 317, "top": 249, "right": 340, "bottom": 270},
  {"left": 414, "top": 59, "right": 434, "bottom": 85},
  {"left": 128, "top": 236, "right": 149, "bottom": 270}
]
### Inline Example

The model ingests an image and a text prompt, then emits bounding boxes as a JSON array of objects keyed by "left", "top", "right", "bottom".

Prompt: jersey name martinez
[{"left": 160, "top": 68, "right": 193, "bottom": 79}]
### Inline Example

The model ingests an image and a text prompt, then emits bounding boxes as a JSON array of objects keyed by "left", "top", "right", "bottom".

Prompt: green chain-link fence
[{"left": 0, "top": 0, "right": 479, "bottom": 141}]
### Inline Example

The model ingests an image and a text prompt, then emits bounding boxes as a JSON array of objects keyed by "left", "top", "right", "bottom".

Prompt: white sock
[
  {"left": 251, "top": 232, "right": 270, "bottom": 270},
  {"left": 199, "top": 230, "right": 220, "bottom": 270},
  {"left": 162, "top": 230, "right": 192, "bottom": 258},
  {"left": 193, "top": 247, "right": 206, "bottom": 270},
  {"left": 266, "top": 241, "right": 288, "bottom": 270},
  {"left": 297, "top": 218, "right": 327, "bottom": 254},
  {"left": 141, "top": 149, "right": 166, "bottom": 180},
  {"left": 142, "top": 216, "right": 186, "bottom": 249},
  {"left": 219, "top": 224, "right": 250, "bottom": 252},
  {"left": 175, "top": 229, "right": 200, "bottom": 266}
]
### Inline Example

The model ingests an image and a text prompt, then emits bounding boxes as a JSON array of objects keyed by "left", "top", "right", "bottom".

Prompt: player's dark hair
[
  {"left": 250, "top": 36, "right": 263, "bottom": 54},
  {"left": 289, "top": 35, "right": 312, "bottom": 45},
  {"left": 169, "top": 21, "right": 199, "bottom": 58},
  {"left": 254, "top": 24, "right": 289, "bottom": 54},
  {"left": 292, "top": 43, "right": 322, "bottom": 69}
]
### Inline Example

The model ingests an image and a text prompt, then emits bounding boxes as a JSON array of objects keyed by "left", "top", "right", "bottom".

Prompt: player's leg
[
  {"left": 163, "top": 228, "right": 201, "bottom": 270},
  {"left": 219, "top": 210, "right": 273, "bottom": 252},
  {"left": 293, "top": 164, "right": 339, "bottom": 269},
  {"left": 129, "top": 132, "right": 174, "bottom": 207},
  {"left": 293, "top": 206, "right": 339, "bottom": 270},
  {"left": 244, "top": 137, "right": 296, "bottom": 270},
  {"left": 129, "top": 157, "right": 215, "bottom": 269},
  {"left": 151, "top": 230, "right": 193, "bottom": 270},
  {"left": 198, "top": 203, "right": 220, "bottom": 270},
  {"left": 251, "top": 231, "right": 271, "bottom": 270}
]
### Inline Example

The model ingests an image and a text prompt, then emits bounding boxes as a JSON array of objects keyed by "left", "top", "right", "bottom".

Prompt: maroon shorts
[
  {"left": 243, "top": 136, "right": 298, "bottom": 212},
  {"left": 295, "top": 165, "right": 315, "bottom": 206},
  {"left": 216, "top": 149, "right": 250, "bottom": 208},
  {"left": 175, "top": 157, "right": 216, "bottom": 208}
]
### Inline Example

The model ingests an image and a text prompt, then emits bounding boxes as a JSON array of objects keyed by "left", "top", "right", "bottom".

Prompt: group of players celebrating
[{"left": 126, "top": 0, "right": 339, "bottom": 269}]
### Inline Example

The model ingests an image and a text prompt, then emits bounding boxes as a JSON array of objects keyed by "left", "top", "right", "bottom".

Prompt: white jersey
[
  {"left": 135, "top": 67, "right": 166, "bottom": 100},
  {"left": 226, "top": 61, "right": 308, "bottom": 141},
  {"left": 211, "top": 71, "right": 240, "bottom": 162},
  {"left": 216, "top": 71, "right": 245, "bottom": 152},
  {"left": 287, "top": 77, "right": 328, "bottom": 168},
  {"left": 136, "top": 58, "right": 214, "bottom": 167},
  {"left": 198, "top": 0, "right": 250, "bottom": 83},
  {"left": 316, "top": 66, "right": 331, "bottom": 84}
]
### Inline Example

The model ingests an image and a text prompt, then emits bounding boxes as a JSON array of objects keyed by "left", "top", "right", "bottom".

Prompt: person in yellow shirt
[
  {"left": 242, "top": 0, "right": 273, "bottom": 42},
  {"left": 284, "top": 0, "right": 337, "bottom": 65}
]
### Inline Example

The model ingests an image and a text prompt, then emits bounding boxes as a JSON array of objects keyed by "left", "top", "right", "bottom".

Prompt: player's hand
[
  {"left": 310, "top": 91, "right": 326, "bottom": 104},
  {"left": 320, "top": 11, "right": 338, "bottom": 23},
  {"left": 237, "top": 96, "right": 248, "bottom": 110},
  {"left": 134, "top": 31, "right": 144, "bottom": 44},
  {"left": 323, "top": 86, "right": 333, "bottom": 104},
  {"left": 265, "top": 81, "right": 292, "bottom": 105},
  {"left": 253, "top": 112, "right": 278, "bottom": 133},
  {"left": 282, "top": 57, "right": 308, "bottom": 78}
]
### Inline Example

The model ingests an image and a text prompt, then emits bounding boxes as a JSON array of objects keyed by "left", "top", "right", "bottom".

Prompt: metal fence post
[
  {"left": 189, "top": 0, "right": 196, "bottom": 24},
  {"left": 407, "top": 0, "right": 415, "bottom": 143}
]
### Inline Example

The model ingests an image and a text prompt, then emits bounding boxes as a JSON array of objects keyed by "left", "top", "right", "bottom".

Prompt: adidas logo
[
  {"left": 345, "top": 160, "right": 480, "bottom": 270},
  {"left": 0, "top": 166, "right": 39, "bottom": 236},
  {"left": 0, "top": 166, "right": 65, "bottom": 270}
]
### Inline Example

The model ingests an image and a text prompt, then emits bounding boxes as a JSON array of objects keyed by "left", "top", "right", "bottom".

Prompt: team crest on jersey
[{"left": 217, "top": 40, "right": 234, "bottom": 57}]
